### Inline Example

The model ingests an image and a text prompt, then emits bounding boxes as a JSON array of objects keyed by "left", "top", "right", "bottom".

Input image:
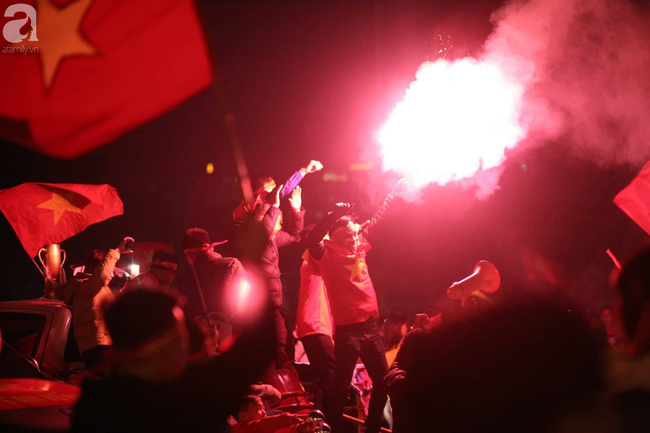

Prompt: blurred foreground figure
[
  {"left": 610, "top": 248, "right": 650, "bottom": 431},
  {"left": 616, "top": 248, "right": 650, "bottom": 355},
  {"left": 57, "top": 237, "right": 133, "bottom": 368},
  {"left": 72, "top": 287, "right": 274, "bottom": 432},
  {"left": 386, "top": 298, "right": 605, "bottom": 433}
]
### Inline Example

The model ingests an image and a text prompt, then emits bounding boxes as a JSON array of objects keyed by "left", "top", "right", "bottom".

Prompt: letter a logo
[{"left": 3, "top": 3, "right": 38, "bottom": 43}]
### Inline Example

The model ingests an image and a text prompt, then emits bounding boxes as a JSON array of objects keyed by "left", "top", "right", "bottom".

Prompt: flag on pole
[
  {"left": 0, "top": 0, "right": 213, "bottom": 158},
  {"left": 0, "top": 183, "right": 123, "bottom": 257},
  {"left": 614, "top": 160, "right": 650, "bottom": 237}
]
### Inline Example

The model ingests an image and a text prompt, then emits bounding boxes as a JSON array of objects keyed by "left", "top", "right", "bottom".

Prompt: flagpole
[
  {"left": 606, "top": 248, "right": 622, "bottom": 270},
  {"left": 193, "top": 0, "right": 254, "bottom": 208},
  {"left": 30, "top": 256, "right": 45, "bottom": 277}
]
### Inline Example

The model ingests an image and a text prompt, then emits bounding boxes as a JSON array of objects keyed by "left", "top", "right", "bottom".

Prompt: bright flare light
[
  {"left": 237, "top": 279, "right": 251, "bottom": 310},
  {"left": 378, "top": 58, "right": 527, "bottom": 189}
]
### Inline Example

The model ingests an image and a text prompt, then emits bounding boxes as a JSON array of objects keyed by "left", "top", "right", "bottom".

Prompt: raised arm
[
  {"left": 279, "top": 160, "right": 323, "bottom": 198},
  {"left": 92, "top": 250, "right": 119, "bottom": 287},
  {"left": 361, "top": 194, "right": 393, "bottom": 239},
  {"left": 276, "top": 186, "right": 305, "bottom": 248},
  {"left": 279, "top": 171, "right": 303, "bottom": 200},
  {"left": 84, "top": 237, "right": 132, "bottom": 296},
  {"left": 308, "top": 203, "right": 352, "bottom": 260},
  {"left": 276, "top": 209, "right": 305, "bottom": 248},
  {"left": 261, "top": 206, "right": 282, "bottom": 238},
  {"left": 362, "top": 178, "right": 408, "bottom": 238},
  {"left": 260, "top": 185, "right": 284, "bottom": 238}
]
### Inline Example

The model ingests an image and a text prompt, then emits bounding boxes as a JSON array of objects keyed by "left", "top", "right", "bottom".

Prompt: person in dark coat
[
  {"left": 241, "top": 184, "right": 305, "bottom": 367},
  {"left": 232, "top": 160, "right": 322, "bottom": 225},
  {"left": 177, "top": 228, "right": 245, "bottom": 320},
  {"left": 385, "top": 298, "right": 603, "bottom": 433}
]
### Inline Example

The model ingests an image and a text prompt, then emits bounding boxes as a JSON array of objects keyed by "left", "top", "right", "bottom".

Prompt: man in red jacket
[{"left": 307, "top": 184, "right": 399, "bottom": 433}]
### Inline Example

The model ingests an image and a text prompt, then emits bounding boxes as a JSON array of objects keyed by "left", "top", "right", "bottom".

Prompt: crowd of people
[{"left": 42, "top": 158, "right": 650, "bottom": 432}]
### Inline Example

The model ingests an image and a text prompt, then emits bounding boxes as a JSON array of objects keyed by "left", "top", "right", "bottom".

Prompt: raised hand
[
  {"left": 412, "top": 313, "right": 429, "bottom": 330},
  {"left": 271, "top": 184, "right": 284, "bottom": 208},
  {"left": 300, "top": 160, "right": 323, "bottom": 175},
  {"left": 289, "top": 185, "right": 302, "bottom": 211},
  {"left": 332, "top": 202, "right": 353, "bottom": 217},
  {"left": 117, "top": 237, "right": 134, "bottom": 254},
  {"left": 391, "top": 176, "right": 411, "bottom": 195}
]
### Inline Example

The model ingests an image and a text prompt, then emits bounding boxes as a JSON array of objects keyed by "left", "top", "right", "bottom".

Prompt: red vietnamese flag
[
  {"left": 614, "top": 160, "right": 650, "bottom": 237},
  {"left": 0, "top": 0, "right": 213, "bottom": 158},
  {"left": 0, "top": 183, "right": 123, "bottom": 257}
]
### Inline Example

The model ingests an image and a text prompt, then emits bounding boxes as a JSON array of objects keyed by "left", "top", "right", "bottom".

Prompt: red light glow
[{"left": 237, "top": 279, "right": 251, "bottom": 310}]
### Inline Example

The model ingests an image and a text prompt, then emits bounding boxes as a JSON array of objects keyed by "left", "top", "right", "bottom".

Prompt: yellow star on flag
[
  {"left": 344, "top": 256, "right": 366, "bottom": 281},
  {"left": 36, "top": 0, "right": 97, "bottom": 89},
  {"left": 37, "top": 191, "right": 82, "bottom": 224}
]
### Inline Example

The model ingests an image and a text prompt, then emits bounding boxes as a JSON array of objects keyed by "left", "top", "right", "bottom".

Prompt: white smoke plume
[{"left": 488, "top": 0, "right": 650, "bottom": 166}]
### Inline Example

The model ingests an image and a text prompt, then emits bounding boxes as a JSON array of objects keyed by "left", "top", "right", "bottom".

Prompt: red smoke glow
[{"left": 379, "top": 0, "right": 650, "bottom": 198}]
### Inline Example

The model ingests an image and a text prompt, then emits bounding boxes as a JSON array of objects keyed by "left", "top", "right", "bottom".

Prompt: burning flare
[{"left": 378, "top": 57, "right": 527, "bottom": 193}]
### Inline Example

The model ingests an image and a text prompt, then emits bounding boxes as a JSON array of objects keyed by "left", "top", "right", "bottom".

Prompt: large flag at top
[
  {"left": 0, "top": 0, "right": 213, "bottom": 158},
  {"left": 0, "top": 183, "right": 123, "bottom": 257},
  {"left": 614, "top": 160, "right": 650, "bottom": 237}
]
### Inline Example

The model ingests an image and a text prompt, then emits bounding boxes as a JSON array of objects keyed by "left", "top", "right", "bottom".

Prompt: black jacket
[
  {"left": 177, "top": 251, "right": 245, "bottom": 319},
  {"left": 256, "top": 206, "right": 304, "bottom": 308}
]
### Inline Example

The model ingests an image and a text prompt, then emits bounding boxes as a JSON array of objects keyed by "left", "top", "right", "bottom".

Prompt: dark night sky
[{"left": 1, "top": 0, "right": 649, "bottom": 317}]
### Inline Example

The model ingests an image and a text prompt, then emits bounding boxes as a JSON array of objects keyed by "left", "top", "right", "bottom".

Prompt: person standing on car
[
  {"left": 57, "top": 237, "right": 133, "bottom": 368},
  {"left": 306, "top": 179, "right": 406, "bottom": 433}
]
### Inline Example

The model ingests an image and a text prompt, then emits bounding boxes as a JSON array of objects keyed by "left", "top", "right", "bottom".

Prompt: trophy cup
[{"left": 38, "top": 244, "right": 67, "bottom": 298}]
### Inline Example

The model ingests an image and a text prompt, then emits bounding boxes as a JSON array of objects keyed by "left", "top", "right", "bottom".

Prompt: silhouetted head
[
  {"left": 617, "top": 248, "right": 650, "bottom": 339},
  {"left": 182, "top": 228, "right": 211, "bottom": 266},
  {"left": 74, "top": 249, "right": 106, "bottom": 274},
  {"left": 251, "top": 176, "right": 276, "bottom": 195},
  {"left": 397, "top": 296, "right": 603, "bottom": 433},
  {"left": 105, "top": 290, "right": 189, "bottom": 382},
  {"left": 150, "top": 251, "right": 179, "bottom": 285}
]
